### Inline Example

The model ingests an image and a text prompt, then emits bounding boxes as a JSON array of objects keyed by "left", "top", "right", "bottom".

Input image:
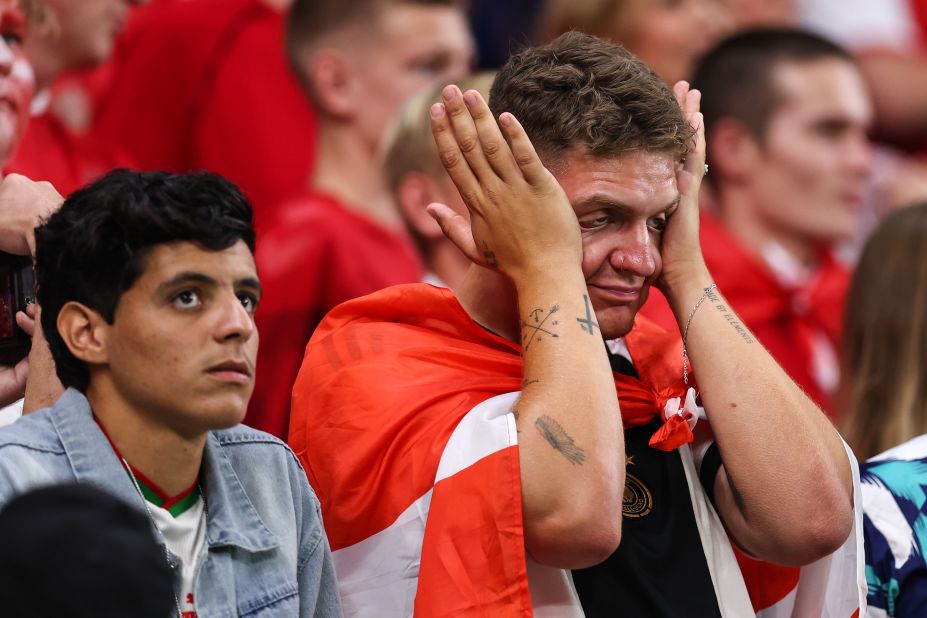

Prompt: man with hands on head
[{"left": 289, "top": 32, "right": 860, "bottom": 616}]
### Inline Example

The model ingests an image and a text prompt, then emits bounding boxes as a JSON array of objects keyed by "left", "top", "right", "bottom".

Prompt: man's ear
[
  {"left": 306, "top": 49, "right": 358, "bottom": 119},
  {"left": 707, "top": 118, "right": 763, "bottom": 184},
  {"left": 56, "top": 301, "right": 110, "bottom": 366},
  {"left": 396, "top": 172, "right": 446, "bottom": 242}
]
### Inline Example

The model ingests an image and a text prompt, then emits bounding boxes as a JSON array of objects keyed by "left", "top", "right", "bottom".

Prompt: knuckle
[
  {"left": 515, "top": 151, "right": 536, "bottom": 168},
  {"left": 460, "top": 191, "right": 480, "bottom": 210},
  {"left": 439, "top": 149, "right": 461, "bottom": 170},
  {"left": 482, "top": 140, "right": 502, "bottom": 158},
  {"left": 458, "top": 135, "right": 479, "bottom": 154}
]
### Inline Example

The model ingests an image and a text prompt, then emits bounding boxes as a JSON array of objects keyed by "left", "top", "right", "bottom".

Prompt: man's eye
[
  {"left": 579, "top": 214, "right": 610, "bottom": 229},
  {"left": 238, "top": 293, "right": 259, "bottom": 314},
  {"left": 647, "top": 217, "right": 667, "bottom": 233},
  {"left": 172, "top": 290, "right": 201, "bottom": 309}
]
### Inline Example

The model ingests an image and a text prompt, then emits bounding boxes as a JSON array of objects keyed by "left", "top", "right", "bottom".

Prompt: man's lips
[
  {"left": 207, "top": 360, "right": 253, "bottom": 384},
  {"left": 588, "top": 283, "right": 643, "bottom": 303}
]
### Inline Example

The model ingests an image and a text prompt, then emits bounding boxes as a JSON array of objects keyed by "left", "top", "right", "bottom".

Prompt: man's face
[
  {"left": 100, "top": 240, "right": 260, "bottom": 437},
  {"left": 0, "top": 0, "right": 33, "bottom": 166},
  {"left": 553, "top": 150, "right": 678, "bottom": 340},
  {"left": 747, "top": 59, "right": 872, "bottom": 246},
  {"left": 351, "top": 3, "right": 473, "bottom": 150},
  {"left": 39, "top": 0, "right": 143, "bottom": 70}
]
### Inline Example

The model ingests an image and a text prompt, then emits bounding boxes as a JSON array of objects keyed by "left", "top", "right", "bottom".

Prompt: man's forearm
[
  {"left": 514, "top": 268, "right": 624, "bottom": 568},
  {"left": 665, "top": 268, "right": 852, "bottom": 563}
]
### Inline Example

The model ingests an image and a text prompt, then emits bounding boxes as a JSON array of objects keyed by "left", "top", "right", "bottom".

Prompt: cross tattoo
[{"left": 576, "top": 294, "right": 599, "bottom": 335}]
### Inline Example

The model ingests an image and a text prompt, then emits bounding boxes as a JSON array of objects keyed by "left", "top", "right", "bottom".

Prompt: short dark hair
[
  {"left": 488, "top": 31, "right": 693, "bottom": 162},
  {"left": 35, "top": 170, "right": 256, "bottom": 392},
  {"left": 286, "top": 0, "right": 461, "bottom": 79},
  {"left": 693, "top": 28, "right": 853, "bottom": 142}
]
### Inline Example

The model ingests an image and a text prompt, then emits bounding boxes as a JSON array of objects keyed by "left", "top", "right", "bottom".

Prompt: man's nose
[
  {"left": 609, "top": 226, "right": 657, "bottom": 278},
  {"left": 215, "top": 294, "right": 256, "bottom": 341}
]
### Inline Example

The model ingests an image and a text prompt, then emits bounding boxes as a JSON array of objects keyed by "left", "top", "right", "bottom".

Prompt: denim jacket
[{"left": 0, "top": 388, "right": 343, "bottom": 617}]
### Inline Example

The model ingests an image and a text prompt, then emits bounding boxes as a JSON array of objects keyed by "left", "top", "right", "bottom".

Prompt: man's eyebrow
[
  {"left": 576, "top": 193, "right": 681, "bottom": 214},
  {"left": 237, "top": 277, "right": 262, "bottom": 295},
  {"left": 157, "top": 272, "right": 217, "bottom": 293}
]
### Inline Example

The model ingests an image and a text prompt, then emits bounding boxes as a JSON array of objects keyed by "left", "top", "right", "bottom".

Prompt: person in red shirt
[
  {"left": 89, "top": 0, "right": 318, "bottom": 225},
  {"left": 246, "top": 0, "right": 474, "bottom": 438},
  {"left": 640, "top": 28, "right": 872, "bottom": 416},
  {"left": 5, "top": 0, "right": 144, "bottom": 194}
]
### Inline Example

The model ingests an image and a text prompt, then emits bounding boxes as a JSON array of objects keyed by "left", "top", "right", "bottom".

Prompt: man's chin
[{"left": 597, "top": 308, "right": 638, "bottom": 341}]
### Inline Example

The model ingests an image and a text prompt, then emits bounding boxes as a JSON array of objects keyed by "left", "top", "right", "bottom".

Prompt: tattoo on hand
[
  {"left": 522, "top": 305, "right": 560, "bottom": 350},
  {"left": 535, "top": 415, "right": 586, "bottom": 465},
  {"left": 576, "top": 294, "right": 599, "bottom": 335},
  {"left": 481, "top": 241, "right": 498, "bottom": 268},
  {"left": 706, "top": 290, "right": 754, "bottom": 344}
]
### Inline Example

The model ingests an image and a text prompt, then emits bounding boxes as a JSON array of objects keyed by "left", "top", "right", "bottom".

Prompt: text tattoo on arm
[
  {"left": 522, "top": 305, "right": 560, "bottom": 350},
  {"left": 705, "top": 288, "right": 754, "bottom": 344},
  {"left": 535, "top": 415, "right": 586, "bottom": 465}
]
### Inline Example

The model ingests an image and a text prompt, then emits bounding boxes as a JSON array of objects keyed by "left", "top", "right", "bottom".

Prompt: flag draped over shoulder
[{"left": 288, "top": 283, "right": 864, "bottom": 617}]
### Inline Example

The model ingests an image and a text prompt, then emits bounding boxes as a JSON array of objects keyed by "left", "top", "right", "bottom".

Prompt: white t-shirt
[{"left": 148, "top": 496, "right": 206, "bottom": 617}]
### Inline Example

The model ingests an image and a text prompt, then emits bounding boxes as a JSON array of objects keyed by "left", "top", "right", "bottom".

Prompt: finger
[
  {"left": 442, "top": 85, "right": 498, "bottom": 185},
  {"left": 463, "top": 89, "right": 519, "bottom": 183},
  {"left": 426, "top": 202, "right": 483, "bottom": 265},
  {"left": 673, "top": 80, "right": 690, "bottom": 110},
  {"left": 15, "top": 310, "right": 35, "bottom": 337},
  {"left": 684, "top": 88, "right": 701, "bottom": 116},
  {"left": 498, "top": 112, "right": 549, "bottom": 186},
  {"left": 0, "top": 357, "right": 29, "bottom": 407},
  {"left": 431, "top": 101, "right": 485, "bottom": 217}
]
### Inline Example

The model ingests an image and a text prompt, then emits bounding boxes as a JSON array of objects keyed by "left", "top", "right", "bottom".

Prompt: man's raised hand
[
  {"left": 657, "top": 81, "right": 709, "bottom": 295},
  {"left": 427, "top": 85, "right": 581, "bottom": 282}
]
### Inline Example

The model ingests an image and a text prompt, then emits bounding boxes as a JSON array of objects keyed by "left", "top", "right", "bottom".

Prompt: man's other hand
[{"left": 0, "top": 174, "right": 63, "bottom": 257}]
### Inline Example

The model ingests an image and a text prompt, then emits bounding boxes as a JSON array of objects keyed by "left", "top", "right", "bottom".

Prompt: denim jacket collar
[{"left": 49, "top": 388, "right": 279, "bottom": 553}]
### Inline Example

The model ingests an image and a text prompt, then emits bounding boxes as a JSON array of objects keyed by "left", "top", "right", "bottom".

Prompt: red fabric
[
  {"left": 5, "top": 111, "right": 135, "bottom": 195},
  {"left": 89, "top": 0, "right": 317, "bottom": 227},
  {"left": 248, "top": 194, "right": 423, "bottom": 439},
  {"left": 735, "top": 551, "right": 801, "bottom": 612},
  {"left": 289, "top": 283, "right": 689, "bottom": 549},
  {"left": 640, "top": 213, "right": 850, "bottom": 415}
]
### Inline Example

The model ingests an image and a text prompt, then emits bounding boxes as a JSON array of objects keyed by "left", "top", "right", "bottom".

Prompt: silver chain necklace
[{"left": 121, "top": 457, "right": 207, "bottom": 618}]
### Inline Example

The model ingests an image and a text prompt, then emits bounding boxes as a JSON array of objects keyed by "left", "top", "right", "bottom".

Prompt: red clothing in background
[
  {"left": 640, "top": 214, "right": 850, "bottom": 415},
  {"left": 6, "top": 110, "right": 134, "bottom": 195},
  {"left": 90, "top": 0, "right": 317, "bottom": 227},
  {"left": 249, "top": 193, "right": 423, "bottom": 438}
]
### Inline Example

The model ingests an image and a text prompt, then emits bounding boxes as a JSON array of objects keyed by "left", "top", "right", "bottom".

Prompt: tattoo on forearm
[
  {"left": 726, "top": 468, "right": 747, "bottom": 515},
  {"left": 522, "top": 378, "right": 540, "bottom": 388},
  {"left": 512, "top": 408, "right": 521, "bottom": 434},
  {"left": 705, "top": 289, "right": 754, "bottom": 344},
  {"left": 534, "top": 415, "right": 586, "bottom": 465},
  {"left": 481, "top": 241, "right": 498, "bottom": 268},
  {"left": 522, "top": 305, "right": 560, "bottom": 350},
  {"left": 576, "top": 294, "right": 599, "bottom": 335}
]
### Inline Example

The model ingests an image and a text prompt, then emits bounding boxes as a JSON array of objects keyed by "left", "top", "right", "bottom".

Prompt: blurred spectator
[
  {"left": 836, "top": 204, "right": 927, "bottom": 617},
  {"left": 0, "top": 483, "right": 175, "bottom": 618},
  {"left": 799, "top": 0, "right": 927, "bottom": 150},
  {"left": 722, "top": 0, "right": 795, "bottom": 27},
  {"left": 382, "top": 71, "right": 495, "bottom": 290},
  {"left": 249, "top": 0, "right": 473, "bottom": 438},
  {"left": 89, "top": 0, "right": 319, "bottom": 226},
  {"left": 641, "top": 29, "right": 872, "bottom": 416},
  {"left": 535, "top": 0, "right": 735, "bottom": 85},
  {"left": 5, "top": 0, "right": 145, "bottom": 194},
  {"left": 468, "top": 0, "right": 542, "bottom": 68}
]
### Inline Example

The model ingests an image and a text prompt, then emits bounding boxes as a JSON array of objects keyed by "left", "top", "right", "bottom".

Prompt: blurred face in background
[
  {"left": 348, "top": 3, "right": 473, "bottom": 151},
  {"left": 747, "top": 59, "right": 872, "bottom": 247},
  {"left": 609, "top": 0, "right": 735, "bottom": 85},
  {"left": 0, "top": 0, "right": 34, "bottom": 166},
  {"left": 37, "top": 0, "right": 145, "bottom": 72}
]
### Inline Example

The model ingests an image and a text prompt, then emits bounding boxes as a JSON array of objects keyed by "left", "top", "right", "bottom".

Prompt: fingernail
[
  {"left": 499, "top": 112, "right": 513, "bottom": 126},
  {"left": 430, "top": 103, "right": 445, "bottom": 119},
  {"left": 463, "top": 90, "right": 478, "bottom": 106},
  {"left": 442, "top": 85, "right": 460, "bottom": 101}
]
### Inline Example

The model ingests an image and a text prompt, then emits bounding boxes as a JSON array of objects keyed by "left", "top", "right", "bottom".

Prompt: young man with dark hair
[
  {"left": 0, "top": 170, "right": 341, "bottom": 617},
  {"left": 290, "top": 32, "right": 862, "bottom": 615},
  {"left": 641, "top": 28, "right": 872, "bottom": 415},
  {"left": 248, "top": 0, "right": 474, "bottom": 439}
]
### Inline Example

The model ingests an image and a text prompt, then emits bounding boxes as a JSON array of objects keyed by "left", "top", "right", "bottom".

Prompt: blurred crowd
[{"left": 0, "top": 0, "right": 925, "bottom": 616}]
